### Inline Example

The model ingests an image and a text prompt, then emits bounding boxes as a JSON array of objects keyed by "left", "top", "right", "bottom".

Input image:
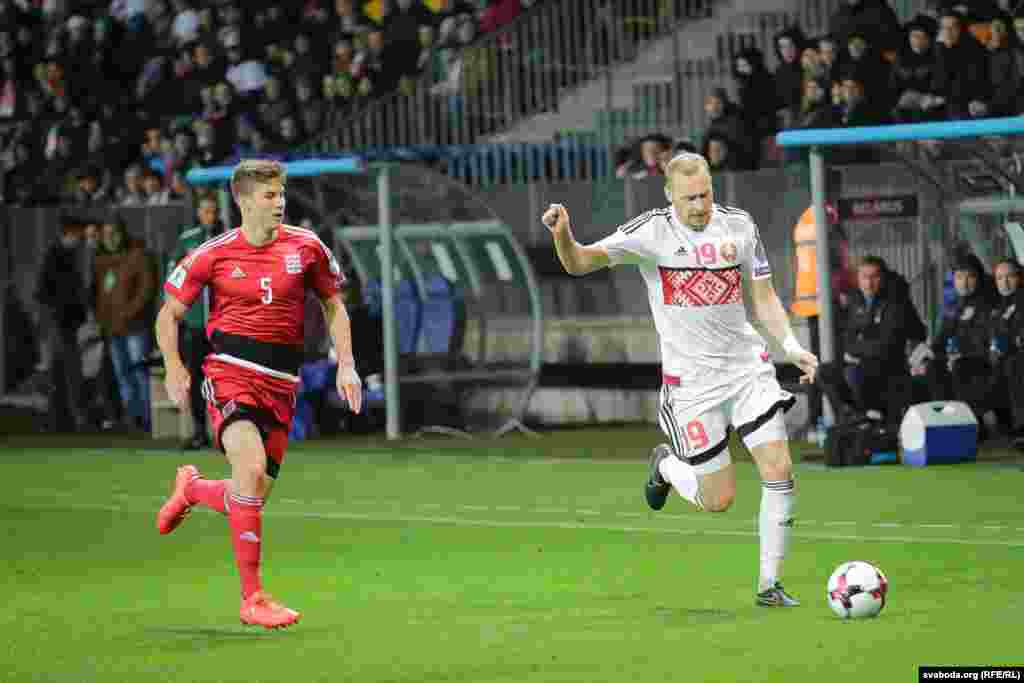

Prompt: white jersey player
[{"left": 542, "top": 152, "right": 818, "bottom": 607}]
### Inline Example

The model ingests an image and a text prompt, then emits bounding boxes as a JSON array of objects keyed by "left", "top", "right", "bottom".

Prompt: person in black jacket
[
  {"left": 987, "top": 259, "right": 1024, "bottom": 445},
  {"left": 923, "top": 252, "right": 998, "bottom": 437},
  {"left": 35, "top": 216, "right": 88, "bottom": 432},
  {"left": 818, "top": 255, "right": 927, "bottom": 426}
]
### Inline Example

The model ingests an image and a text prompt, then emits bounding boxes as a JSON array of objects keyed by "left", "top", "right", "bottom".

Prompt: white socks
[
  {"left": 658, "top": 455, "right": 704, "bottom": 509},
  {"left": 759, "top": 479, "right": 795, "bottom": 591}
]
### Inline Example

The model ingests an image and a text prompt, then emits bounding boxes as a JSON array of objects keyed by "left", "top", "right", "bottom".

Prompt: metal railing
[{"left": 325, "top": 0, "right": 715, "bottom": 152}]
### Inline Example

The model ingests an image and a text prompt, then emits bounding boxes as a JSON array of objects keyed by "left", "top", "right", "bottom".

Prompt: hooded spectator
[
  {"left": 731, "top": 47, "right": 778, "bottom": 167},
  {"left": 772, "top": 25, "right": 809, "bottom": 128},
  {"left": 827, "top": 0, "right": 902, "bottom": 55},
  {"left": 890, "top": 15, "right": 940, "bottom": 122}
]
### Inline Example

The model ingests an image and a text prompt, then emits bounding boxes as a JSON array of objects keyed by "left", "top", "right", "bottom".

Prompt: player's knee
[
  {"left": 235, "top": 458, "right": 268, "bottom": 491},
  {"left": 760, "top": 458, "right": 793, "bottom": 482}
]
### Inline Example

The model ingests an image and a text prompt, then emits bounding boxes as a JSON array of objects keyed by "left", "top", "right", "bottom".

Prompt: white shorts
[{"left": 657, "top": 370, "right": 795, "bottom": 475}]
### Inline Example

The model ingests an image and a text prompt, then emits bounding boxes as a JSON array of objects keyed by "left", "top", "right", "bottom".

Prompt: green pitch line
[{"left": 1, "top": 435, "right": 1021, "bottom": 683}]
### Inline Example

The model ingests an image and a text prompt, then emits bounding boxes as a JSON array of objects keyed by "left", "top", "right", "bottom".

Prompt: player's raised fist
[{"left": 542, "top": 203, "right": 569, "bottom": 233}]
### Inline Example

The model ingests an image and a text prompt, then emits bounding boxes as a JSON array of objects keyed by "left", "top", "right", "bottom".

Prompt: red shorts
[{"left": 202, "top": 371, "right": 296, "bottom": 479}]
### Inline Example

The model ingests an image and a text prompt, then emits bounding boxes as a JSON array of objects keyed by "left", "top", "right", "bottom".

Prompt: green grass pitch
[{"left": 2, "top": 426, "right": 1022, "bottom": 682}]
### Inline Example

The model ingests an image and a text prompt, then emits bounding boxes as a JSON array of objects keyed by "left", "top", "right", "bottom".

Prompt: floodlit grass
[{"left": 2, "top": 427, "right": 1021, "bottom": 682}]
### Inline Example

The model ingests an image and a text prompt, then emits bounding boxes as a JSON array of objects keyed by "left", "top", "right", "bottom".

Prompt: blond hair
[
  {"left": 664, "top": 152, "right": 710, "bottom": 178},
  {"left": 663, "top": 152, "right": 711, "bottom": 199},
  {"left": 231, "top": 159, "right": 286, "bottom": 198}
]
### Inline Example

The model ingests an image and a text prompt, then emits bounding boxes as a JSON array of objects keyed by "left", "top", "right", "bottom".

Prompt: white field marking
[
  {"left": 11, "top": 500, "right": 1024, "bottom": 548},
  {"left": 11, "top": 491, "right": 1024, "bottom": 536}
]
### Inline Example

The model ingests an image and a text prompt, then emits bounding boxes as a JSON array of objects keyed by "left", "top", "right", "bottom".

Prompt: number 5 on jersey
[{"left": 260, "top": 276, "right": 273, "bottom": 304}]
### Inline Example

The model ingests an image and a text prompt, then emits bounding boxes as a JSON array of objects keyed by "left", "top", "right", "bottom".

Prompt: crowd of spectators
[
  {"left": 0, "top": 0, "right": 534, "bottom": 206},
  {"left": 816, "top": 246, "right": 1024, "bottom": 448},
  {"left": 616, "top": 0, "right": 1024, "bottom": 176}
]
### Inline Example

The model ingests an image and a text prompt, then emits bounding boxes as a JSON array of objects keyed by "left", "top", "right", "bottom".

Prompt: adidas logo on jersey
[
  {"left": 675, "top": 245, "right": 689, "bottom": 256},
  {"left": 231, "top": 266, "right": 246, "bottom": 279}
]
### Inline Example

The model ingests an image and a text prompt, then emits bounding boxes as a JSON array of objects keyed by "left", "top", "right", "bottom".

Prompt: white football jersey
[{"left": 596, "top": 203, "right": 774, "bottom": 404}]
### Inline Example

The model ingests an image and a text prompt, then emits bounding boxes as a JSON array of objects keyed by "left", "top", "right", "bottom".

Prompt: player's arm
[
  {"left": 155, "top": 294, "right": 192, "bottom": 407},
  {"left": 749, "top": 277, "right": 819, "bottom": 383},
  {"left": 541, "top": 203, "right": 612, "bottom": 276},
  {"left": 320, "top": 293, "right": 363, "bottom": 414}
]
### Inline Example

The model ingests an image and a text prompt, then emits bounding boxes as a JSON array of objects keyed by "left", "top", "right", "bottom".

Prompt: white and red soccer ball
[{"left": 827, "top": 561, "right": 889, "bottom": 619}]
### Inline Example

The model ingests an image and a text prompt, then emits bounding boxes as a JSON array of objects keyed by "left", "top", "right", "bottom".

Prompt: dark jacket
[
  {"left": 35, "top": 241, "right": 87, "bottom": 333},
  {"left": 932, "top": 288, "right": 998, "bottom": 359},
  {"left": 731, "top": 48, "right": 778, "bottom": 139},
  {"left": 989, "top": 289, "right": 1024, "bottom": 353},
  {"left": 843, "top": 273, "right": 927, "bottom": 373},
  {"left": 772, "top": 26, "right": 809, "bottom": 122},
  {"left": 889, "top": 40, "right": 937, "bottom": 99},
  {"left": 827, "top": 0, "right": 902, "bottom": 54},
  {"left": 931, "top": 30, "right": 991, "bottom": 116},
  {"left": 987, "top": 43, "right": 1024, "bottom": 116}
]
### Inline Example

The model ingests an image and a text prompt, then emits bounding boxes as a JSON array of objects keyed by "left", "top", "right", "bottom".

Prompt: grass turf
[{"left": 2, "top": 426, "right": 1022, "bottom": 682}]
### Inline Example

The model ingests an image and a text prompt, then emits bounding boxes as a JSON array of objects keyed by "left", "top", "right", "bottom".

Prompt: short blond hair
[
  {"left": 231, "top": 159, "right": 286, "bottom": 198},
  {"left": 664, "top": 152, "right": 710, "bottom": 178}
]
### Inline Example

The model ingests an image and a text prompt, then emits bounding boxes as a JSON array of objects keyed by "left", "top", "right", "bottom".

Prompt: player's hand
[
  {"left": 165, "top": 361, "right": 191, "bottom": 409},
  {"left": 337, "top": 364, "right": 363, "bottom": 414},
  {"left": 541, "top": 203, "right": 569, "bottom": 235},
  {"left": 789, "top": 349, "right": 819, "bottom": 385}
]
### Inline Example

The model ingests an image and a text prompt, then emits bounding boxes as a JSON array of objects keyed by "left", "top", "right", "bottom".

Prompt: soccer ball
[{"left": 826, "top": 561, "right": 888, "bottom": 619}]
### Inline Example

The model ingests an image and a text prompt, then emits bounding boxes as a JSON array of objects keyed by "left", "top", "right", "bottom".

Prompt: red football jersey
[{"left": 164, "top": 224, "right": 344, "bottom": 392}]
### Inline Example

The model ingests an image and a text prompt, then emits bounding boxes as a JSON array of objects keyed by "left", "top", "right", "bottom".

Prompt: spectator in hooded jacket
[
  {"left": 772, "top": 26, "right": 809, "bottom": 129},
  {"left": 731, "top": 47, "right": 777, "bottom": 169},
  {"left": 94, "top": 217, "right": 157, "bottom": 432},
  {"left": 828, "top": 0, "right": 903, "bottom": 56},
  {"left": 890, "top": 15, "right": 940, "bottom": 122},
  {"left": 923, "top": 252, "right": 999, "bottom": 438},
  {"left": 818, "top": 255, "right": 927, "bottom": 427}
]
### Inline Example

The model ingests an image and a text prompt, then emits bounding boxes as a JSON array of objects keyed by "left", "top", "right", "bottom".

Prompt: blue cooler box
[{"left": 899, "top": 401, "right": 978, "bottom": 466}]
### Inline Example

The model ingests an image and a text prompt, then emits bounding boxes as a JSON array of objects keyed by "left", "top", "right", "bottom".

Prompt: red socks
[
  {"left": 185, "top": 478, "right": 228, "bottom": 515},
  {"left": 228, "top": 493, "right": 264, "bottom": 600}
]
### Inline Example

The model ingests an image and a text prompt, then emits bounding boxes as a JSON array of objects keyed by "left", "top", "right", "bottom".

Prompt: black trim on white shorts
[{"left": 735, "top": 395, "right": 797, "bottom": 440}]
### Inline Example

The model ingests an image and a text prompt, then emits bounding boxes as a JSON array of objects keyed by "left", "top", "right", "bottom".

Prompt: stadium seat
[
  {"left": 396, "top": 278, "right": 422, "bottom": 355},
  {"left": 417, "top": 274, "right": 465, "bottom": 356}
]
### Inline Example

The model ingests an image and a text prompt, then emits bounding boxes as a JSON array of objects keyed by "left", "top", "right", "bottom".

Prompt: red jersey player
[{"left": 154, "top": 159, "right": 362, "bottom": 629}]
